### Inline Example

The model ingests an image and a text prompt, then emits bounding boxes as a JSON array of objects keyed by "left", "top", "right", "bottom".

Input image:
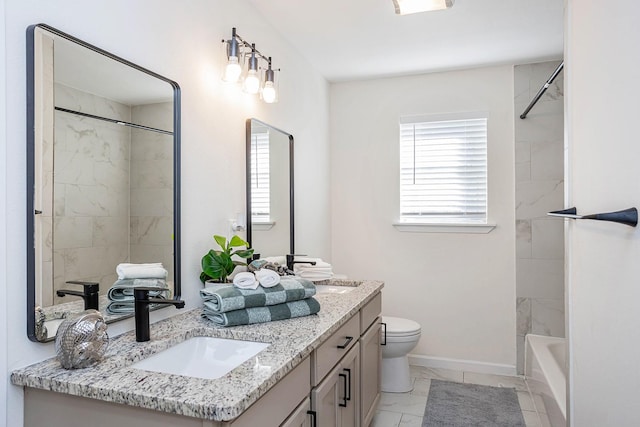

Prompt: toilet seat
[{"left": 383, "top": 316, "right": 421, "bottom": 337}]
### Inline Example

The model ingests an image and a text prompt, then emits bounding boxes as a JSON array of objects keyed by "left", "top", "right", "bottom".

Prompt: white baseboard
[{"left": 408, "top": 354, "right": 517, "bottom": 377}]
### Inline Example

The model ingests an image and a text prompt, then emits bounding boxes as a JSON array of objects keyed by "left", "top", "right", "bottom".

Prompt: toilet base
[{"left": 381, "top": 355, "right": 412, "bottom": 393}]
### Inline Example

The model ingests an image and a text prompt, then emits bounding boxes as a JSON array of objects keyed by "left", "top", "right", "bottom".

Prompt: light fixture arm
[{"left": 224, "top": 28, "right": 271, "bottom": 65}]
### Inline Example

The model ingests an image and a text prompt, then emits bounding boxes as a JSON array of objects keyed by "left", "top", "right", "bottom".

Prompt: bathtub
[{"left": 525, "top": 334, "right": 566, "bottom": 427}]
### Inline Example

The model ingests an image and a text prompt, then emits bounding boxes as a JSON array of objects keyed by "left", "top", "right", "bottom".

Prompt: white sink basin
[
  {"left": 131, "top": 337, "right": 270, "bottom": 380},
  {"left": 315, "top": 285, "right": 355, "bottom": 294}
]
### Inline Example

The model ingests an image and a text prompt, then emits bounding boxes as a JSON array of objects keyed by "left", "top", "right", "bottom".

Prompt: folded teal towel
[
  {"left": 106, "top": 298, "right": 166, "bottom": 315},
  {"left": 202, "top": 297, "right": 321, "bottom": 327},
  {"left": 200, "top": 277, "right": 316, "bottom": 313},
  {"left": 108, "top": 278, "right": 169, "bottom": 302}
]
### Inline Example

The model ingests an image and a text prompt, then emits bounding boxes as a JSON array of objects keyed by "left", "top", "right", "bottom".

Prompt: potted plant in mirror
[{"left": 200, "top": 235, "right": 254, "bottom": 284}]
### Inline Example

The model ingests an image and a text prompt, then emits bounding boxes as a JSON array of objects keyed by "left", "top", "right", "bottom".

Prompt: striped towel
[
  {"left": 200, "top": 277, "right": 316, "bottom": 313},
  {"left": 107, "top": 278, "right": 169, "bottom": 302},
  {"left": 106, "top": 300, "right": 165, "bottom": 315},
  {"left": 202, "top": 297, "right": 321, "bottom": 327}
]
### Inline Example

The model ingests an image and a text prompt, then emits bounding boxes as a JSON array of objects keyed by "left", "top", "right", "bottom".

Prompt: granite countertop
[{"left": 12, "top": 279, "right": 383, "bottom": 421}]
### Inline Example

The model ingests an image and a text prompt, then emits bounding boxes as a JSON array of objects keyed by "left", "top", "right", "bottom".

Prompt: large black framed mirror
[
  {"left": 26, "top": 24, "right": 181, "bottom": 342},
  {"left": 245, "top": 119, "right": 294, "bottom": 257}
]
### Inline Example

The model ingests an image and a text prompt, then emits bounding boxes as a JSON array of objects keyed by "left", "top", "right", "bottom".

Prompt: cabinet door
[
  {"left": 360, "top": 319, "right": 381, "bottom": 427},
  {"left": 281, "top": 397, "right": 312, "bottom": 427},
  {"left": 339, "top": 343, "right": 360, "bottom": 427},
  {"left": 312, "top": 365, "right": 341, "bottom": 427}
]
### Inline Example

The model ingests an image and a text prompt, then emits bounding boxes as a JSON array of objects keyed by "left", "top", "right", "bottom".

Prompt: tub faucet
[
  {"left": 134, "top": 287, "right": 185, "bottom": 342},
  {"left": 57, "top": 281, "right": 100, "bottom": 310},
  {"left": 286, "top": 254, "right": 317, "bottom": 271}
]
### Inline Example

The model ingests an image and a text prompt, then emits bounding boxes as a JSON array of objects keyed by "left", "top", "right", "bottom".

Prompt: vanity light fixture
[
  {"left": 392, "top": 0, "right": 454, "bottom": 15},
  {"left": 222, "top": 27, "right": 280, "bottom": 103}
]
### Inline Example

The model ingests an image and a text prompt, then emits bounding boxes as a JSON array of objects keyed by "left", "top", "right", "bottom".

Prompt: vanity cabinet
[
  {"left": 21, "top": 291, "right": 383, "bottom": 427},
  {"left": 311, "top": 343, "right": 360, "bottom": 427},
  {"left": 309, "top": 291, "right": 381, "bottom": 427},
  {"left": 359, "top": 294, "right": 382, "bottom": 427}
]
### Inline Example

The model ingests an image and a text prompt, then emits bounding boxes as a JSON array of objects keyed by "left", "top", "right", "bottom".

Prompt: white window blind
[
  {"left": 250, "top": 130, "right": 270, "bottom": 221},
  {"left": 399, "top": 115, "right": 488, "bottom": 223}
]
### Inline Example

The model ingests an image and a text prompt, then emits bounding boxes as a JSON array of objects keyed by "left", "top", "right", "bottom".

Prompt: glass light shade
[
  {"left": 262, "top": 81, "right": 276, "bottom": 103},
  {"left": 392, "top": 0, "right": 454, "bottom": 15},
  {"left": 243, "top": 69, "right": 260, "bottom": 94},
  {"left": 223, "top": 56, "right": 242, "bottom": 83}
]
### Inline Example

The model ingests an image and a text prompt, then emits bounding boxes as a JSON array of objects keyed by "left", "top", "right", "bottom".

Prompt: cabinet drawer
[
  {"left": 312, "top": 313, "right": 360, "bottom": 386},
  {"left": 360, "top": 292, "right": 381, "bottom": 335}
]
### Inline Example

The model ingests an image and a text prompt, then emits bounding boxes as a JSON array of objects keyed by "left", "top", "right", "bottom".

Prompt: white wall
[
  {"left": 3, "top": 1, "right": 330, "bottom": 425},
  {"left": 330, "top": 66, "right": 517, "bottom": 370},
  {"left": 1, "top": 0, "right": 9, "bottom": 424},
  {"left": 565, "top": 0, "right": 640, "bottom": 425}
]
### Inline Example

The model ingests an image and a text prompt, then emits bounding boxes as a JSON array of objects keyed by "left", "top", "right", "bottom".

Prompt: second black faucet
[{"left": 134, "top": 287, "right": 185, "bottom": 342}]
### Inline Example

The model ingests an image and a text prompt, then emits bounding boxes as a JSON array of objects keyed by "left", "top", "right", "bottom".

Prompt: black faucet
[
  {"left": 56, "top": 281, "right": 100, "bottom": 310},
  {"left": 134, "top": 287, "right": 185, "bottom": 342},
  {"left": 286, "top": 254, "right": 317, "bottom": 271}
]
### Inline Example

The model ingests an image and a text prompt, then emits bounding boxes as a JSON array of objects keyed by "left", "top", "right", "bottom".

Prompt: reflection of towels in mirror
[
  {"left": 106, "top": 299, "right": 167, "bottom": 315},
  {"left": 263, "top": 256, "right": 287, "bottom": 265},
  {"left": 293, "top": 258, "right": 334, "bottom": 281},
  {"left": 116, "top": 263, "right": 168, "bottom": 280},
  {"left": 107, "top": 279, "right": 169, "bottom": 301}
]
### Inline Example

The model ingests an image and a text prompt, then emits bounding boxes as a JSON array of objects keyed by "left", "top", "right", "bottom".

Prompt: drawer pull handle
[
  {"left": 381, "top": 322, "right": 387, "bottom": 346},
  {"left": 343, "top": 368, "right": 351, "bottom": 401},
  {"left": 307, "top": 410, "right": 317, "bottom": 427},
  {"left": 337, "top": 336, "right": 353, "bottom": 349},
  {"left": 339, "top": 373, "right": 348, "bottom": 407}
]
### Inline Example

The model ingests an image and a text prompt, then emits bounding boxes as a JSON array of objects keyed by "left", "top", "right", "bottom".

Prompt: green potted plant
[{"left": 200, "top": 235, "right": 254, "bottom": 283}]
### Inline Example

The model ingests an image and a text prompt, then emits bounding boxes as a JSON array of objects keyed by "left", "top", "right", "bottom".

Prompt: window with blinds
[
  {"left": 250, "top": 130, "right": 270, "bottom": 222},
  {"left": 399, "top": 114, "right": 488, "bottom": 224}
]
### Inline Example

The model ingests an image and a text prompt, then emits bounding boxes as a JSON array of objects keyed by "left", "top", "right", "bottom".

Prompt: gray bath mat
[{"left": 423, "top": 380, "right": 526, "bottom": 427}]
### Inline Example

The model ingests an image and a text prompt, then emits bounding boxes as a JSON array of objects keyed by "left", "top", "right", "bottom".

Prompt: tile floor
[{"left": 370, "top": 365, "right": 552, "bottom": 427}]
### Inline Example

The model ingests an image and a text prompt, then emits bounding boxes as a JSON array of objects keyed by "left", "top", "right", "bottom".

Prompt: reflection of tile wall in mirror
[
  {"left": 52, "top": 84, "right": 131, "bottom": 304},
  {"left": 130, "top": 102, "right": 174, "bottom": 285},
  {"left": 50, "top": 87, "right": 175, "bottom": 304}
]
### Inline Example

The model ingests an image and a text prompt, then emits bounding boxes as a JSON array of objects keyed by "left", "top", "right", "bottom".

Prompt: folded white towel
[
  {"left": 294, "top": 258, "right": 333, "bottom": 281},
  {"left": 116, "top": 263, "right": 168, "bottom": 280},
  {"left": 255, "top": 269, "right": 281, "bottom": 288},
  {"left": 233, "top": 272, "right": 258, "bottom": 290},
  {"left": 297, "top": 272, "right": 333, "bottom": 281}
]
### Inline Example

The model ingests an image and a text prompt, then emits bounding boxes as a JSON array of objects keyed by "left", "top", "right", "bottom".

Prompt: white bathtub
[{"left": 525, "top": 334, "right": 566, "bottom": 427}]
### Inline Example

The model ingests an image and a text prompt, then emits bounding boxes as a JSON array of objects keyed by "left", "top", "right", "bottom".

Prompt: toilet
[{"left": 381, "top": 316, "right": 422, "bottom": 393}]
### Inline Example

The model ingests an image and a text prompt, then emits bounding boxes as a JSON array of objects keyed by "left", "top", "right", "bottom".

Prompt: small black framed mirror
[
  {"left": 245, "top": 119, "right": 294, "bottom": 257},
  {"left": 26, "top": 24, "right": 181, "bottom": 342}
]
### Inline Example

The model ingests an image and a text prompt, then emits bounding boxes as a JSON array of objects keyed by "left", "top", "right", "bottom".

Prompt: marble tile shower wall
[
  {"left": 514, "top": 61, "right": 565, "bottom": 374},
  {"left": 130, "top": 103, "right": 174, "bottom": 285},
  {"left": 52, "top": 84, "right": 131, "bottom": 303}
]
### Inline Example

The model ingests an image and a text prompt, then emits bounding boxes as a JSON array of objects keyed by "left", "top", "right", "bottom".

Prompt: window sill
[
  {"left": 392, "top": 222, "right": 496, "bottom": 234},
  {"left": 252, "top": 221, "right": 275, "bottom": 231}
]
